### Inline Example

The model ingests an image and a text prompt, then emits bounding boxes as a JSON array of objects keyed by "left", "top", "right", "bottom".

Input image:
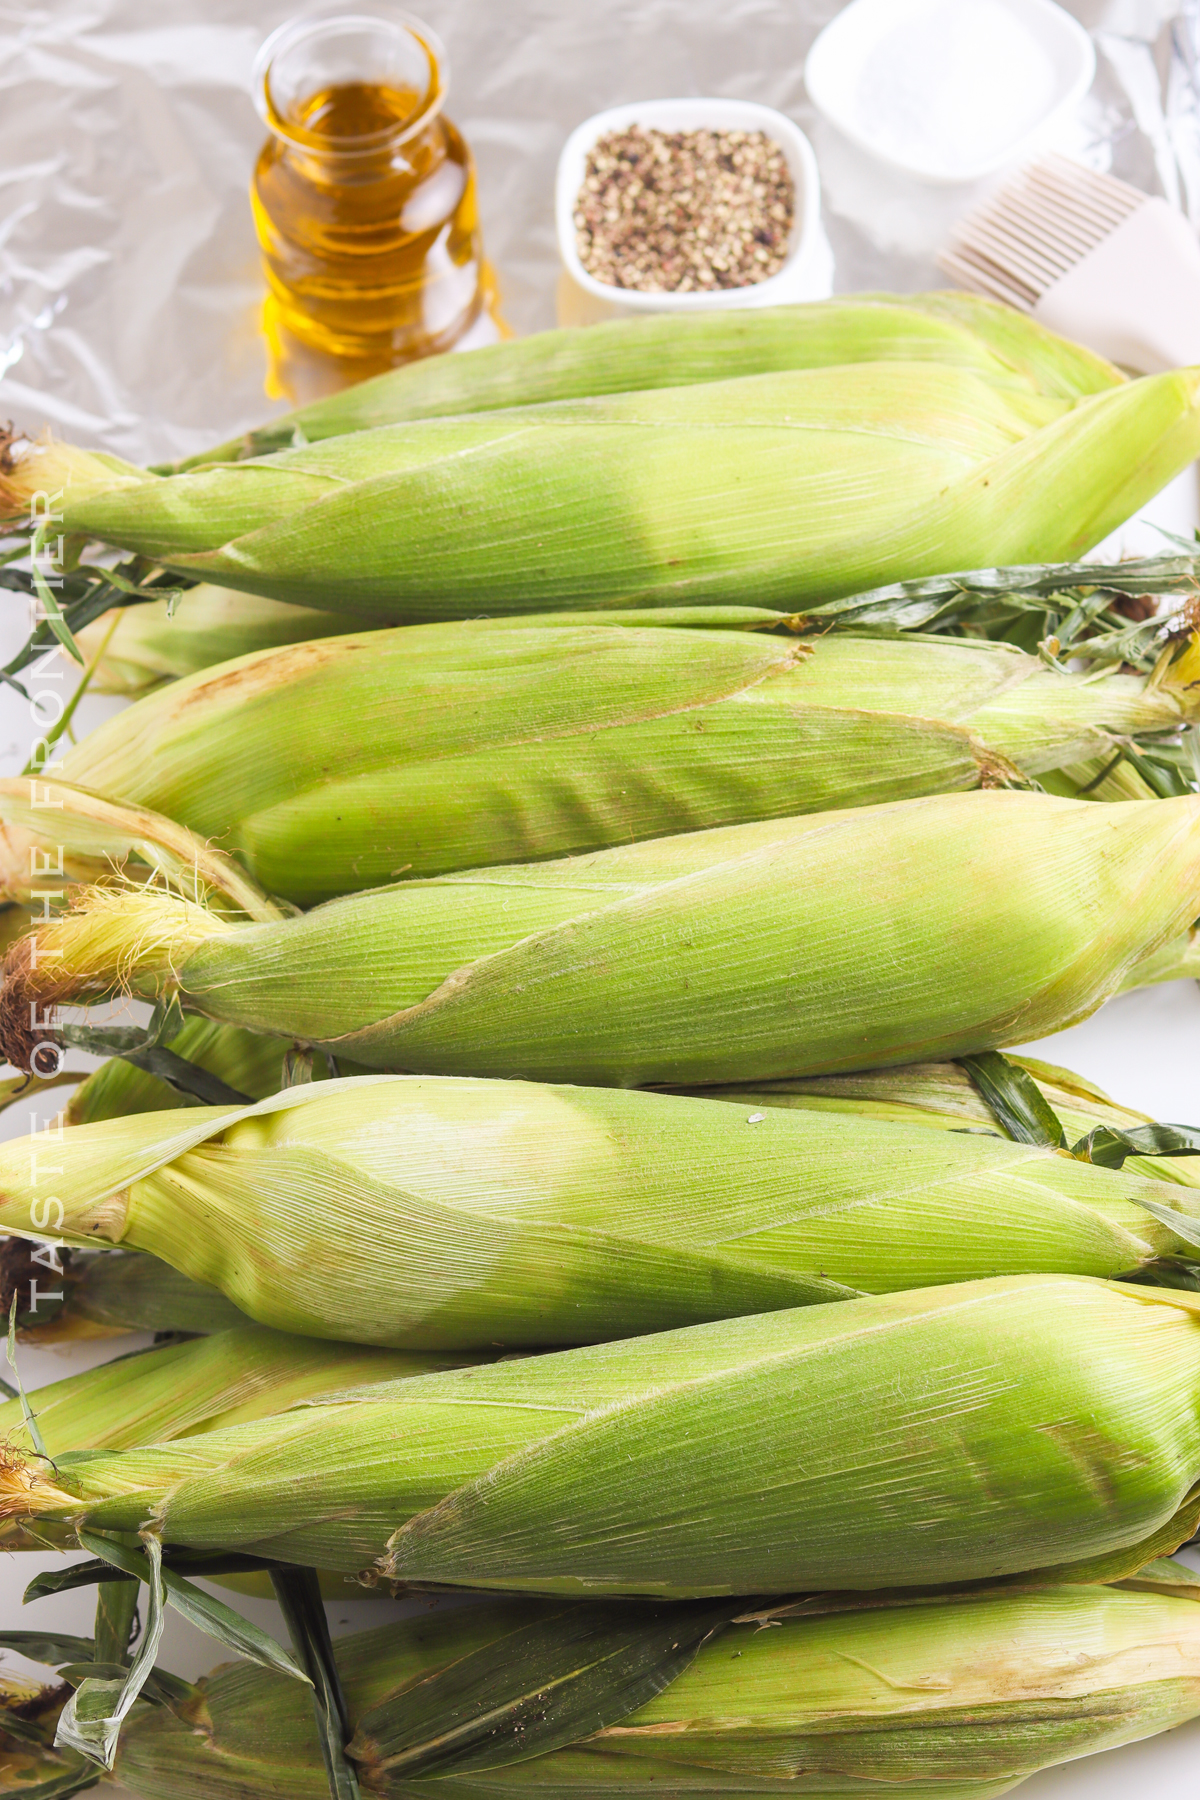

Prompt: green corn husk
[
  {"left": 3, "top": 1075, "right": 1200, "bottom": 1349},
  {"left": 0, "top": 1008, "right": 300, "bottom": 1136},
  {"left": 76, "top": 584, "right": 362, "bottom": 693},
  {"left": 18, "top": 1048, "right": 1199, "bottom": 1346},
  {"left": 13, "top": 1247, "right": 245, "bottom": 1343},
  {"left": 0, "top": 1235, "right": 250, "bottom": 1340},
  {"left": 67, "top": 561, "right": 1198, "bottom": 702},
  {"left": 70, "top": 596, "right": 814, "bottom": 697},
  {"left": 0, "top": 1586, "right": 1185, "bottom": 1799},
  {"left": 6, "top": 957, "right": 1191, "bottom": 1150},
  {"left": 0, "top": 1323, "right": 471, "bottom": 1581},
  {"left": 70, "top": 592, "right": 791, "bottom": 696},
  {"left": 8, "top": 1582, "right": 1198, "bottom": 1799},
  {"left": 679, "top": 1054, "right": 1200, "bottom": 1191},
  {"left": 63, "top": 543, "right": 1200, "bottom": 701},
  {"left": 6, "top": 1274, "right": 1200, "bottom": 1595},
  {"left": 8, "top": 790, "right": 1200, "bottom": 1086},
  {"left": 5, "top": 360, "right": 1197, "bottom": 624},
  {"left": 4, "top": 621, "right": 1200, "bottom": 911},
  {"left": 0, "top": 1005, "right": 371, "bottom": 1141},
  {"left": 20, "top": 953, "right": 1194, "bottom": 1137},
  {"left": 2, "top": 998, "right": 371, "bottom": 1135},
  {"left": 0, "top": 1324, "right": 451, "bottom": 1463},
  {"left": 54, "top": 1011, "right": 373, "bottom": 1127},
  {"left": 178, "top": 290, "right": 1123, "bottom": 467},
  {"left": 1119, "top": 927, "right": 1200, "bottom": 989},
  {"left": 1042, "top": 752, "right": 1167, "bottom": 804}
]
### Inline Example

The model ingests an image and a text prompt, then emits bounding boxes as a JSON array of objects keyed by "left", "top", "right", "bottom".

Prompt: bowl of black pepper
[{"left": 555, "top": 97, "right": 831, "bottom": 326}]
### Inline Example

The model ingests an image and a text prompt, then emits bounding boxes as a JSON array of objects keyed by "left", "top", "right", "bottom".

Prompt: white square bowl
[
  {"left": 805, "top": 0, "right": 1096, "bottom": 185},
  {"left": 555, "top": 97, "right": 832, "bottom": 323}
]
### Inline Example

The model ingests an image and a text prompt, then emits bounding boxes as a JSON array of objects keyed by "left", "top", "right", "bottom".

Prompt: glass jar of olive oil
[{"left": 251, "top": 9, "right": 493, "bottom": 380}]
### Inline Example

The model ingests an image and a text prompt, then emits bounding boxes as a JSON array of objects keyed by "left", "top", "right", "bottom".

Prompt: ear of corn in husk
[
  {"left": 4, "top": 621, "right": 1199, "bottom": 910},
  {"left": 0, "top": 1322, "right": 470, "bottom": 1577},
  {"left": 0, "top": 1586, "right": 1184, "bottom": 1799},
  {"left": 70, "top": 555, "right": 1198, "bottom": 700},
  {"left": 65, "top": 540, "right": 1200, "bottom": 699},
  {"left": 27, "top": 1031, "right": 1198, "bottom": 1321},
  {"left": 71, "top": 590, "right": 793, "bottom": 695},
  {"left": 0, "top": 1585, "right": 1191, "bottom": 1799},
  {"left": 5, "top": 1274, "right": 1200, "bottom": 1596},
  {"left": 5, "top": 362, "right": 1198, "bottom": 624},
  {"left": 176, "top": 290, "right": 1124, "bottom": 467},
  {"left": 7, "top": 791, "right": 1200, "bottom": 1086},
  {"left": 2, "top": 1074, "right": 1200, "bottom": 1348}
]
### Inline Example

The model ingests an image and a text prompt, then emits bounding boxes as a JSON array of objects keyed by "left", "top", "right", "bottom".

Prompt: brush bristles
[{"left": 940, "top": 155, "right": 1145, "bottom": 310}]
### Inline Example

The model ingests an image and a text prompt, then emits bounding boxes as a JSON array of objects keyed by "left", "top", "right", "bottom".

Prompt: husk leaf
[
  {"left": 16, "top": 363, "right": 1197, "bottom": 624},
  {"left": 2, "top": 1074, "right": 1200, "bottom": 1347},
  {"left": 2, "top": 623, "right": 1197, "bottom": 909},
  {"left": 5, "top": 1275, "right": 1200, "bottom": 1600}
]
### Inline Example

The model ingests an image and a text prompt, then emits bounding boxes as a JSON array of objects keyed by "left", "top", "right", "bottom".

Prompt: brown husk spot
[
  {"left": 1112, "top": 592, "right": 1160, "bottom": 624},
  {"left": 970, "top": 739, "right": 1028, "bottom": 789}
]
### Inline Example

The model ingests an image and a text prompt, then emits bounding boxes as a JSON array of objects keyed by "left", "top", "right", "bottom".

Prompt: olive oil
[{"left": 251, "top": 14, "right": 492, "bottom": 379}]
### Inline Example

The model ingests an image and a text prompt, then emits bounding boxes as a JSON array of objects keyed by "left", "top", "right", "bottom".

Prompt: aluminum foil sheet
[{"left": 1, "top": 0, "right": 1198, "bottom": 466}]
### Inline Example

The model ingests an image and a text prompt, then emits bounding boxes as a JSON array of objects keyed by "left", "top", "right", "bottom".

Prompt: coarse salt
[{"left": 853, "top": 0, "right": 1058, "bottom": 177}]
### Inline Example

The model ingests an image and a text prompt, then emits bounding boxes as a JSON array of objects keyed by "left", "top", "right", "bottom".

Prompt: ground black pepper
[{"left": 574, "top": 124, "right": 795, "bottom": 293}]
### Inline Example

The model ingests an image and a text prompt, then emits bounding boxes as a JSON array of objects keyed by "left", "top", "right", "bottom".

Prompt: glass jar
[{"left": 251, "top": 8, "right": 494, "bottom": 379}]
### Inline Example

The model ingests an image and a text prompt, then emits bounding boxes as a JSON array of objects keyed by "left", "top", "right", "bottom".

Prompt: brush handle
[{"left": 1034, "top": 197, "right": 1200, "bottom": 373}]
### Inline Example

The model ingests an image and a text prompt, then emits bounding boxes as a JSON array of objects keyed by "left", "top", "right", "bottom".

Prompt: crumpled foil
[{"left": 2, "top": 0, "right": 1198, "bottom": 466}]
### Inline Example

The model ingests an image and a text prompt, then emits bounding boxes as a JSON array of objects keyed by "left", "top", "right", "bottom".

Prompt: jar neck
[{"left": 254, "top": 11, "right": 449, "bottom": 182}]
